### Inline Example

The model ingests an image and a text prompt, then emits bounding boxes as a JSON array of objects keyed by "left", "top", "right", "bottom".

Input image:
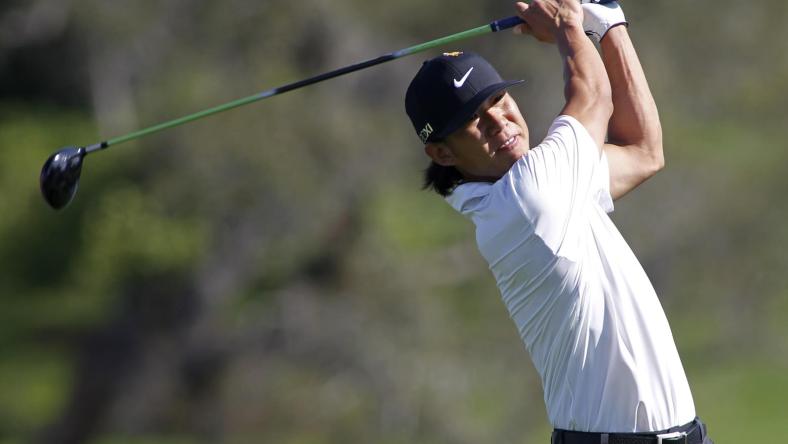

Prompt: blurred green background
[{"left": 1, "top": 1, "right": 787, "bottom": 443}]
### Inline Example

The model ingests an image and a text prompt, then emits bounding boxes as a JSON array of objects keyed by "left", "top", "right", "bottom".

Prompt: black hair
[{"left": 423, "top": 161, "right": 464, "bottom": 197}]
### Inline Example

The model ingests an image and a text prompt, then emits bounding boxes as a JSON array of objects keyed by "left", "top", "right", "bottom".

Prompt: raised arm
[
  {"left": 516, "top": 0, "right": 613, "bottom": 149},
  {"left": 599, "top": 25, "right": 664, "bottom": 200}
]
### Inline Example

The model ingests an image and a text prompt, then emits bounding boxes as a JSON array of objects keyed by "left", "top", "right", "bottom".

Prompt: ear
[{"left": 424, "top": 142, "right": 457, "bottom": 167}]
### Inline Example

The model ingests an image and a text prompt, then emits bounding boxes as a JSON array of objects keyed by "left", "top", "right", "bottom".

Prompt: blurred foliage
[{"left": 1, "top": 0, "right": 787, "bottom": 443}]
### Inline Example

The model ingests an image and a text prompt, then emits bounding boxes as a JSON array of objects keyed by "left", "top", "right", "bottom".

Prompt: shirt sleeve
[
  {"left": 507, "top": 115, "right": 613, "bottom": 214},
  {"left": 595, "top": 150, "right": 614, "bottom": 214}
]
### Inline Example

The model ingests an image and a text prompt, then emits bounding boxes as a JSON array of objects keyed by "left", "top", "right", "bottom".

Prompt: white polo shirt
[{"left": 445, "top": 115, "right": 696, "bottom": 433}]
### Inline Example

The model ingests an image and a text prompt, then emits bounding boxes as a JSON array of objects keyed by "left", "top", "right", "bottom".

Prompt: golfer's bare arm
[
  {"left": 554, "top": 11, "right": 612, "bottom": 149},
  {"left": 599, "top": 26, "right": 664, "bottom": 200},
  {"left": 516, "top": 0, "right": 612, "bottom": 150}
]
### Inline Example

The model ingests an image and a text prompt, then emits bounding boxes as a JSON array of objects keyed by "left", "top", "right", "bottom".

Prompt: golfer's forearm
[
  {"left": 601, "top": 26, "right": 663, "bottom": 165},
  {"left": 557, "top": 24, "right": 612, "bottom": 146}
]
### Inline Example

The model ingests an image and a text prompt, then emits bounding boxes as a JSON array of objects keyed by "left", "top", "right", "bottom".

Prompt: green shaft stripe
[
  {"left": 106, "top": 94, "right": 263, "bottom": 146},
  {"left": 396, "top": 24, "right": 491, "bottom": 57}
]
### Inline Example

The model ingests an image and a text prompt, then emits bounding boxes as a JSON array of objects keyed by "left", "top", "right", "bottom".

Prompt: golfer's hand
[
  {"left": 581, "top": 0, "right": 628, "bottom": 42},
  {"left": 513, "top": 0, "right": 584, "bottom": 43}
]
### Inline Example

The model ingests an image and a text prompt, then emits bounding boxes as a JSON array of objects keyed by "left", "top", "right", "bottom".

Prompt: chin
[
  {"left": 504, "top": 143, "right": 528, "bottom": 162},
  {"left": 503, "top": 144, "right": 529, "bottom": 173},
  {"left": 515, "top": 135, "right": 529, "bottom": 153}
]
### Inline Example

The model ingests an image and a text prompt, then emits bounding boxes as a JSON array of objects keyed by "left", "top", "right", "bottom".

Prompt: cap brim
[{"left": 433, "top": 79, "right": 525, "bottom": 141}]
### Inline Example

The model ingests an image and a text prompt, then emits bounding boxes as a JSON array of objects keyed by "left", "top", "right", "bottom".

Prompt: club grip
[
  {"left": 490, "top": 16, "right": 524, "bottom": 32},
  {"left": 490, "top": 0, "right": 616, "bottom": 32}
]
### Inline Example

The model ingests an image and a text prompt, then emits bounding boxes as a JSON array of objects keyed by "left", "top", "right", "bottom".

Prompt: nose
[{"left": 480, "top": 107, "right": 507, "bottom": 139}]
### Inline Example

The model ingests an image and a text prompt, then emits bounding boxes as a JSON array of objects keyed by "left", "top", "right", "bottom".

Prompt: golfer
[{"left": 405, "top": 1, "right": 713, "bottom": 443}]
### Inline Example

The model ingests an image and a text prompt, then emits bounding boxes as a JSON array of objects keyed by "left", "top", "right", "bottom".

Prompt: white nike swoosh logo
[{"left": 453, "top": 67, "right": 474, "bottom": 88}]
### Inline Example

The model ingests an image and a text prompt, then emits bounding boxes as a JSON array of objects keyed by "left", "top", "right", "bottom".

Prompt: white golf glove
[{"left": 580, "top": 0, "right": 628, "bottom": 43}]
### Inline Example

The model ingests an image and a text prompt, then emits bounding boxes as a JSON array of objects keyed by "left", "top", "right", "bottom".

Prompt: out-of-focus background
[{"left": 1, "top": 1, "right": 787, "bottom": 443}]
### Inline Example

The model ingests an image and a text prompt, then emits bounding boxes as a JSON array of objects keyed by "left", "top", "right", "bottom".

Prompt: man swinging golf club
[{"left": 405, "top": 1, "right": 714, "bottom": 443}]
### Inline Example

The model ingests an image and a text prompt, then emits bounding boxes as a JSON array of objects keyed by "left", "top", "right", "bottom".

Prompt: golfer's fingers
[
  {"left": 513, "top": 2, "right": 532, "bottom": 36},
  {"left": 515, "top": 2, "right": 529, "bottom": 19},
  {"left": 513, "top": 23, "right": 531, "bottom": 35}
]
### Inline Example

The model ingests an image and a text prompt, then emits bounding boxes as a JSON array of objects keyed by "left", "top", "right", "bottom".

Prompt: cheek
[
  {"left": 502, "top": 97, "right": 524, "bottom": 118},
  {"left": 506, "top": 104, "right": 525, "bottom": 124},
  {"left": 452, "top": 131, "right": 486, "bottom": 154}
]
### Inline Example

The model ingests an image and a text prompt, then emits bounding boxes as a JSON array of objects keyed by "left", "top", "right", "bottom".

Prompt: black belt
[{"left": 552, "top": 417, "right": 708, "bottom": 444}]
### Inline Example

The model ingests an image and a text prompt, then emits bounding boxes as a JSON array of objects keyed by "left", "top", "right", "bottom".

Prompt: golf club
[{"left": 40, "top": 15, "right": 531, "bottom": 210}]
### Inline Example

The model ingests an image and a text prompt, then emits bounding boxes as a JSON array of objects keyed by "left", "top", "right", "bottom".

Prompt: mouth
[{"left": 494, "top": 135, "right": 519, "bottom": 155}]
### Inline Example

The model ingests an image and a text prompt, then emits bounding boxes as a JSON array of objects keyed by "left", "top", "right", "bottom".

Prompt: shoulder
[
  {"left": 523, "top": 115, "right": 602, "bottom": 173},
  {"left": 549, "top": 114, "right": 582, "bottom": 131},
  {"left": 445, "top": 181, "right": 493, "bottom": 216},
  {"left": 446, "top": 168, "right": 539, "bottom": 226},
  {"left": 544, "top": 115, "right": 597, "bottom": 150}
]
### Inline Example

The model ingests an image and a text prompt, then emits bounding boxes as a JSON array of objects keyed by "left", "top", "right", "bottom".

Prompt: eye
[
  {"left": 493, "top": 93, "right": 505, "bottom": 104},
  {"left": 465, "top": 113, "right": 480, "bottom": 126}
]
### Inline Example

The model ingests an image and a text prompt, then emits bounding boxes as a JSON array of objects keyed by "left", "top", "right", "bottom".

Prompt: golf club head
[{"left": 40, "top": 146, "right": 86, "bottom": 210}]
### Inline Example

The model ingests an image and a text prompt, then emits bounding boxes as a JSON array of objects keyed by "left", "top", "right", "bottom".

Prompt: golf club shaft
[{"left": 84, "top": 16, "right": 525, "bottom": 154}]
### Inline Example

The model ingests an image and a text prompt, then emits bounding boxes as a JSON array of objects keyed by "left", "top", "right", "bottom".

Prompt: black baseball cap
[{"left": 405, "top": 51, "right": 524, "bottom": 144}]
